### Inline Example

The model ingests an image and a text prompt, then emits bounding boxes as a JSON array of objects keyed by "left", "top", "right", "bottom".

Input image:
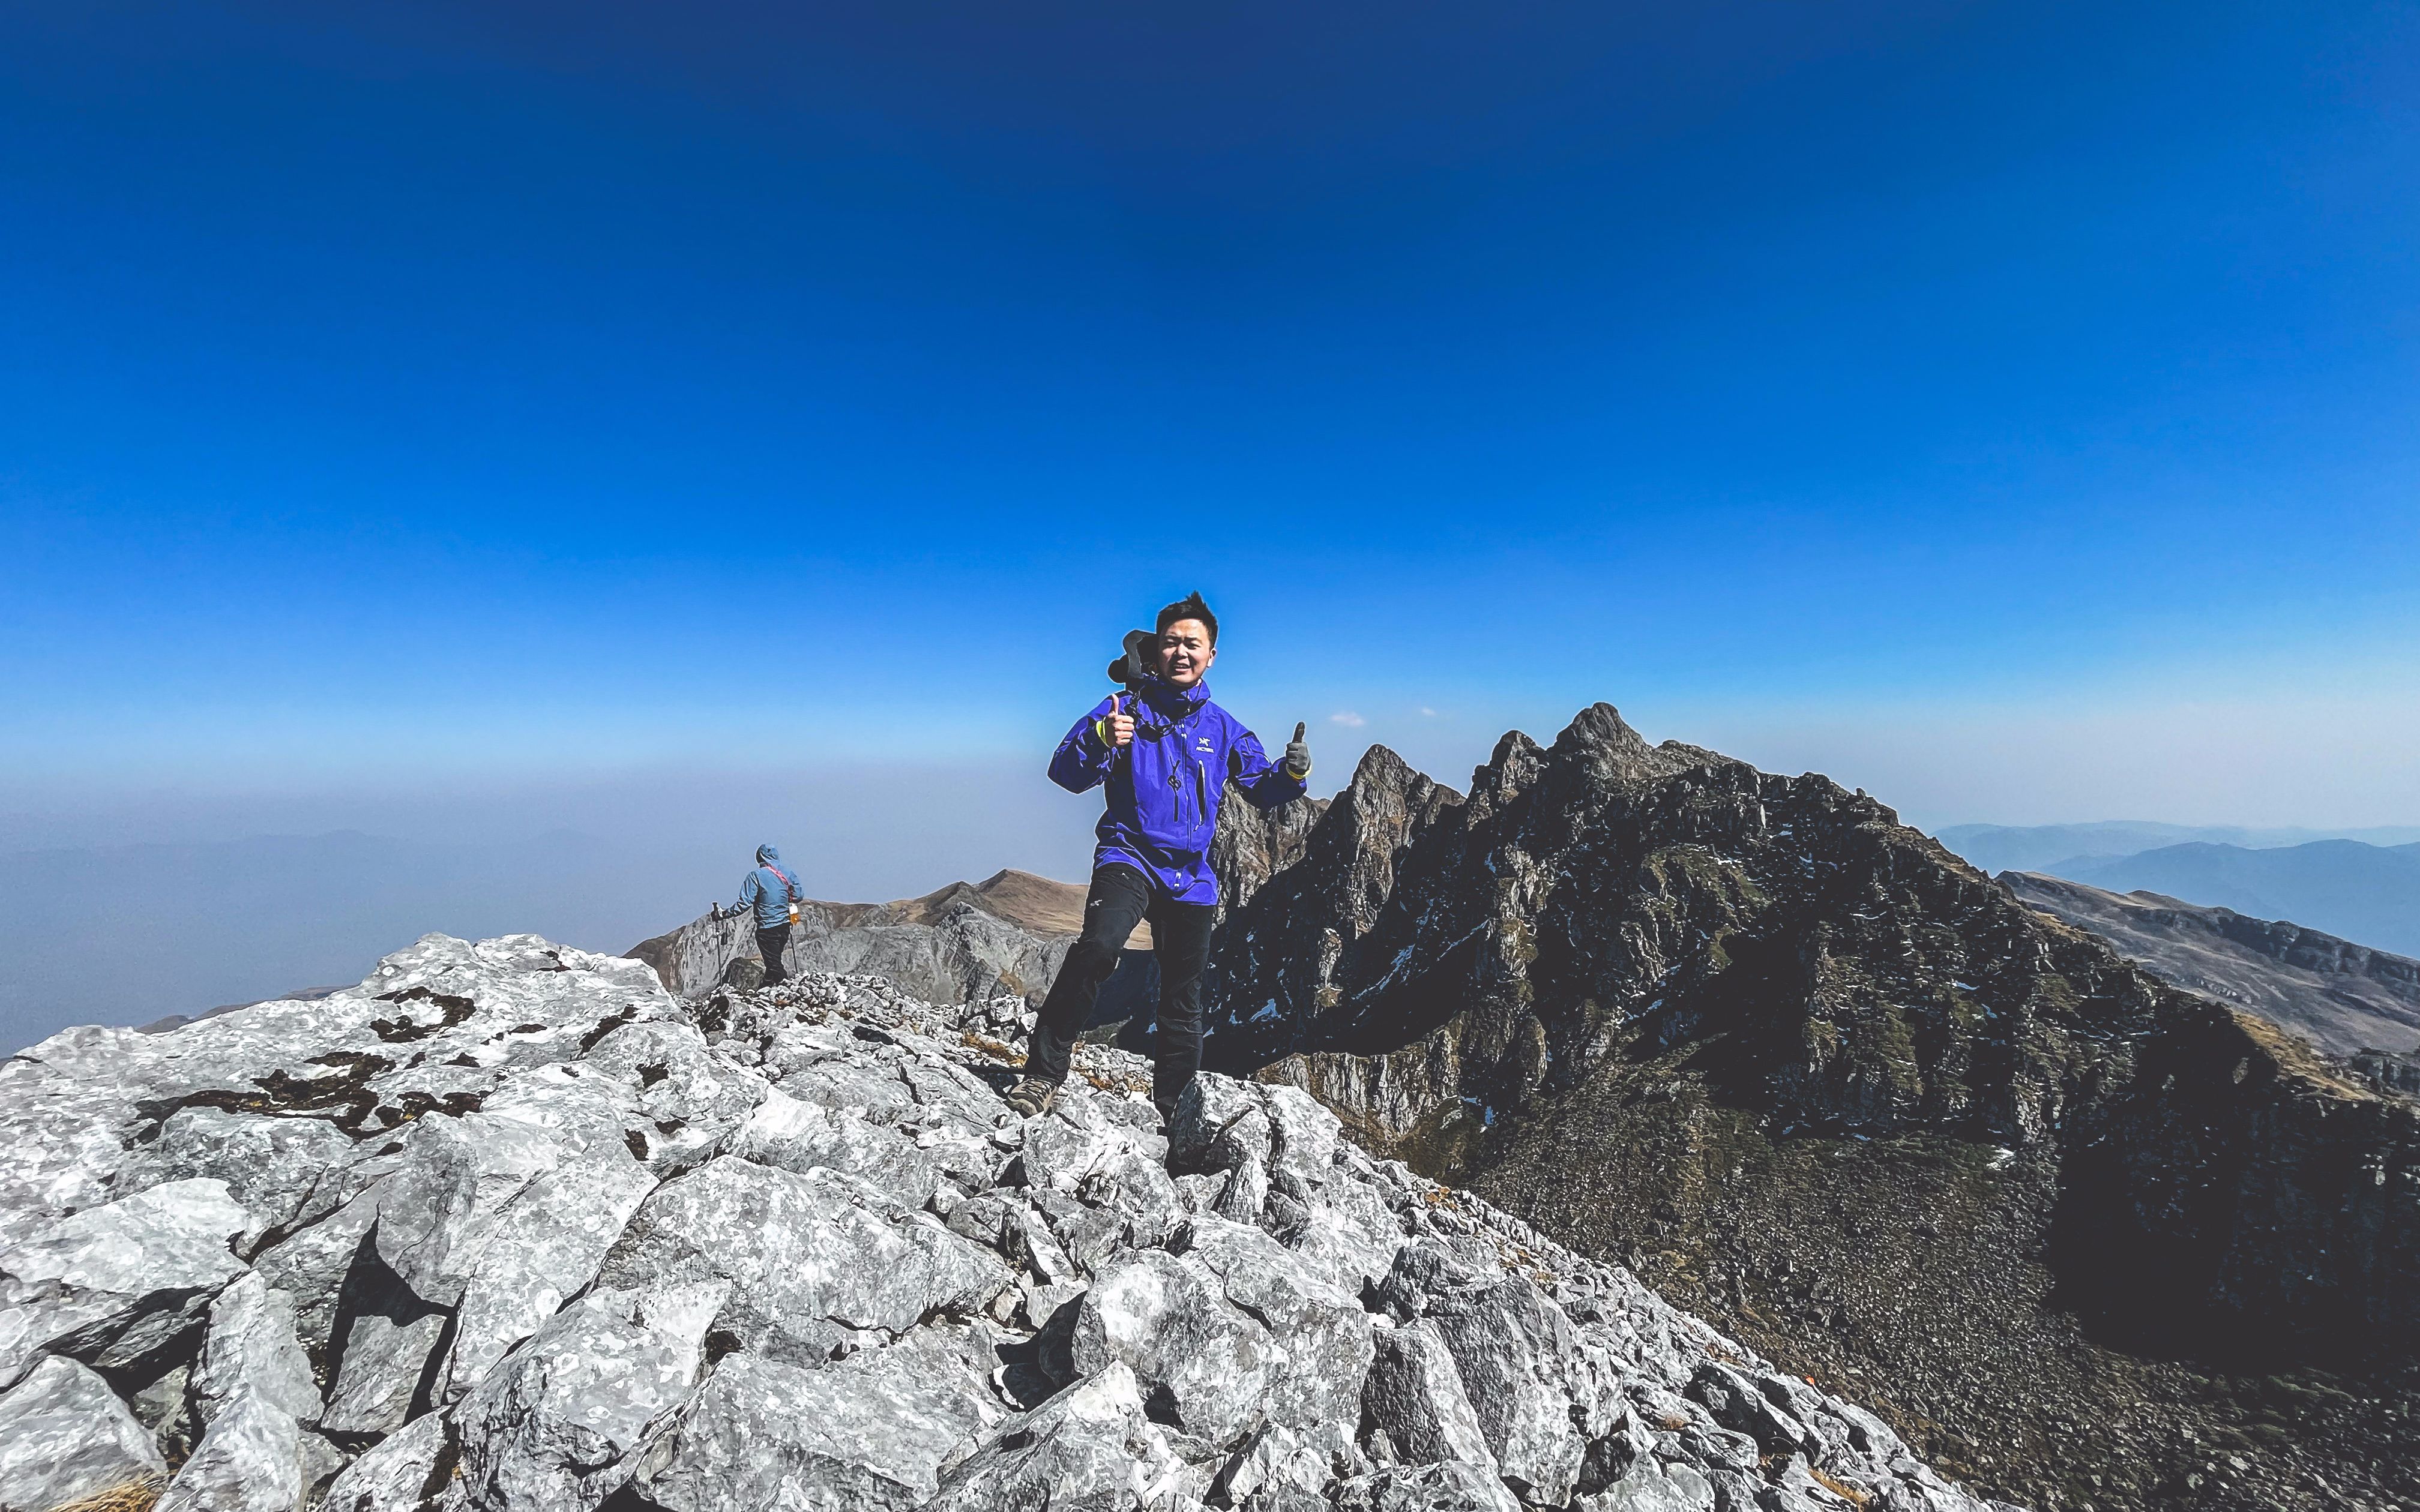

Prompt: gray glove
[{"left": 1283, "top": 721, "right": 1312, "bottom": 781}]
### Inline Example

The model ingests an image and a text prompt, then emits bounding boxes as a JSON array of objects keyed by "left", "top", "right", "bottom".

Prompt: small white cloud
[
  {"left": 1329, "top": 711, "right": 1367, "bottom": 727},
  {"left": 1419, "top": 706, "right": 1438, "bottom": 717}
]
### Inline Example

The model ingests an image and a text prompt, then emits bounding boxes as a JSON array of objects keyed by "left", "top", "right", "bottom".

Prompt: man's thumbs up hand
[{"left": 1283, "top": 721, "right": 1313, "bottom": 781}]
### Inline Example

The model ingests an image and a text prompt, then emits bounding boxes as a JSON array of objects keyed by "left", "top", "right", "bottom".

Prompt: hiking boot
[{"left": 1005, "top": 1076, "right": 1059, "bottom": 1119}]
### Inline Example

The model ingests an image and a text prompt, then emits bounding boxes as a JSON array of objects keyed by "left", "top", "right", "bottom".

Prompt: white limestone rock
[
  {"left": 0, "top": 1354, "right": 167, "bottom": 1512},
  {"left": 154, "top": 1273, "right": 331, "bottom": 1512},
  {"left": 454, "top": 1282, "right": 721, "bottom": 1511},
  {"left": 0, "top": 940, "right": 2017, "bottom": 1512},
  {"left": 630, "top": 1325, "right": 1001, "bottom": 1511},
  {"left": 923, "top": 1360, "right": 1155, "bottom": 1512},
  {"left": 190, "top": 1273, "right": 320, "bottom": 1426},
  {"left": 438, "top": 1146, "right": 658, "bottom": 1402},
  {"left": 1175, "top": 1213, "right": 1373, "bottom": 1432},
  {"left": 594, "top": 1156, "right": 1011, "bottom": 1365},
  {"left": 1332, "top": 1460, "right": 1523, "bottom": 1511},
  {"left": 0, "top": 1177, "right": 249, "bottom": 1381},
  {"left": 1361, "top": 1317, "right": 1496, "bottom": 1471},
  {"left": 315, "top": 1411, "right": 463, "bottom": 1512},
  {"left": 727, "top": 1088, "right": 942, "bottom": 1210},
  {"left": 1070, "top": 1249, "right": 1280, "bottom": 1449},
  {"left": 157, "top": 1385, "right": 307, "bottom": 1512}
]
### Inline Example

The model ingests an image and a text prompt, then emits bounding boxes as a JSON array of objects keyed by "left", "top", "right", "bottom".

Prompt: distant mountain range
[
  {"left": 1937, "top": 820, "right": 2420, "bottom": 875},
  {"left": 1936, "top": 824, "right": 2420, "bottom": 958}
]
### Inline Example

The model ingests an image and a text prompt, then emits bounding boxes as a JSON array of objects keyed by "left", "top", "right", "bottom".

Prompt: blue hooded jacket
[
  {"left": 1048, "top": 677, "right": 1306, "bottom": 905},
  {"left": 730, "top": 844, "right": 801, "bottom": 929}
]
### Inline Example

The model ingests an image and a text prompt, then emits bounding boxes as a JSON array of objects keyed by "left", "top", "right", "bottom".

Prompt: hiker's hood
[{"left": 756, "top": 844, "right": 781, "bottom": 867}]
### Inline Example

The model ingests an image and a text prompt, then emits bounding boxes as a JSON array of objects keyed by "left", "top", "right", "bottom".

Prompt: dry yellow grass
[
  {"left": 958, "top": 1032, "right": 1020, "bottom": 1063},
  {"left": 1810, "top": 1465, "right": 1875, "bottom": 1507},
  {"left": 45, "top": 1477, "right": 165, "bottom": 1512}
]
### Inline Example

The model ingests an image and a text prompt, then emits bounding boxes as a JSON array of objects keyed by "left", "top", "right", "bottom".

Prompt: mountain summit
[{"left": 0, "top": 935, "right": 2011, "bottom": 1512}]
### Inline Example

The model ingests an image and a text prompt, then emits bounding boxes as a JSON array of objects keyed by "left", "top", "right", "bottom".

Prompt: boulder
[
  {"left": 595, "top": 1156, "right": 1009, "bottom": 1364},
  {"left": 156, "top": 1387, "right": 307, "bottom": 1512},
  {"left": 454, "top": 1282, "right": 721, "bottom": 1511},
  {"left": 1260, "top": 1084, "right": 1342, "bottom": 1187},
  {"left": 1332, "top": 1460, "right": 1524, "bottom": 1512},
  {"left": 1169, "top": 1075, "right": 1274, "bottom": 1175},
  {"left": 922, "top": 1361, "right": 1153, "bottom": 1512},
  {"left": 189, "top": 1273, "right": 320, "bottom": 1426},
  {"left": 1068, "top": 1249, "right": 1280, "bottom": 1448},
  {"left": 1215, "top": 1420, "right": 1368, "bottom": 1506},
  {"left": 1075, "top": 1151, "right": 1186, "bottom": 1252},
  {"left": 1175, "top": 1214, "right": 1373, "bottom": 1430},
  {"left": 0, "top": 1354, "right": 167, "bottom": 1511},
  {"left": 157, "top": 1273, "right": 330, "bottom": 1512},
  {"left": 128, "top": 1108, "right": 358, "bottom": 1252},
  {"left": 315, "top": 1411, "right": 462, "bottom": 1512},
  {"left": 0, "top": 1178, "right": 250, "bottom": 1378},
  {"left": 727, "top": 1089, "right": 942, "bottom": 1210},
  {"left": 1688, "top": 1361, "right": 1819, "bottom": 1460},
  {"left": 1361, "top": 1318, "right": 1494, "bottom": 1469},
  {"left": 630, "top": 1326, "right": 1000, "bottom": 1510},
  {"left": 438, "top": 1148, "right": 658, "bottom": 1400},
  {"left": 1577, "top": 1457, "right": 1719, "bottom": 1511},
  {"left": 1421, "top": 1267, "right": 1590, "bottom": 1504}
]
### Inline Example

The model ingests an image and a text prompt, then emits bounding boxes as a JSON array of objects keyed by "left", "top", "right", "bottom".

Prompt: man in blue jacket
[
  {"left": 1010, "top": 592, "right": 1311, "bottom": 1121},
  {"left": 717, "top": 843, "right": 802, "bottom": 987}
]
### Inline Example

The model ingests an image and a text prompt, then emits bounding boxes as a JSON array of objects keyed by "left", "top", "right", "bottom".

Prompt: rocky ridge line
[
  {"left": 1183, "top": 703, "right": 2420, "bottom": 1511},
  {"left": 1999, "top": 870, "right": 2420, "bottom": 1058},
  {"left": 2, "top": 933, "right": 2012, "bottom": 1512}
]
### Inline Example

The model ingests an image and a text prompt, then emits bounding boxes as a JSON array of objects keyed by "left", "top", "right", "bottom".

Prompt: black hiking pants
[
  {"left": 1027, "top": 863, "right": 1215, "bottom": 1114},
  {"left": 755, "top": 923, "right": 793, "bottom": 986}
]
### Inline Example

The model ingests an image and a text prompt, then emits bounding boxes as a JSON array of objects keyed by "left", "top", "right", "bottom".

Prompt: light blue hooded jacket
[{"left": 729, "top": 844, "right": 801, "bottom": 929}]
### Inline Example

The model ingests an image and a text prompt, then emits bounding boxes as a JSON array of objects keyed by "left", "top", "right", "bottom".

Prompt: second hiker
[
  {"left": 718, "top": 842, "right": 802, "bottom": 987},
  {"left": 1010, "top": 591, "right": 1311, "bottom": 1123}
]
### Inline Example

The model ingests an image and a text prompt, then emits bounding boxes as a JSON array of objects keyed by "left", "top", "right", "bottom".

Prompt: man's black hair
[{"left": 1155, "top": 591, "right": 1218, "bottom": 645}]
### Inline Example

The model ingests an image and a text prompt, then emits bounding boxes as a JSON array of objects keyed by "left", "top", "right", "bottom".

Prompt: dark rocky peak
[
  {"left": 1543, "top": 701, "right": 1732, "bottom": 790},
  {"left": 1199, "top": 705, "right": 2420, "bottom": 1511},
  {"left": 1210, "top": 704, "right": 2159, "bottom": 1151},
  {"left": 1206, "top": 774, "right": 1329, "bottom": 920}
]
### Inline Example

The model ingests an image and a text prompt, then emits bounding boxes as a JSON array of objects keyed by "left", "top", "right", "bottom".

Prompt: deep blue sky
[{"left": 5, "top": 0, "right": 2418, "bottom": 846}]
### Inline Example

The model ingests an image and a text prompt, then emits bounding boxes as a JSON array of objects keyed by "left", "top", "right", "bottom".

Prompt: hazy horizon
[{"left": 10, "top": 700, "right": 2419, "bottom": 1055}]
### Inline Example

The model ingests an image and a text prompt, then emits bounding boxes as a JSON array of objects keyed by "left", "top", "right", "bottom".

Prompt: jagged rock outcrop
[
  {"left": 2000, "top": 871, "right": 2420, "bottom": 1056},
  {"left": 629, "top": 868, "right": 1110, "bottom": 1004},
  {"left": 1197, "top": 704, "right": 2420, "bottom": 1511},
  {"left": 627, "top": 808, "right": 1326, "bottom": 1037},
  {"left": 1, "top": 932, "right": 2012, "bottom": 1512}
]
